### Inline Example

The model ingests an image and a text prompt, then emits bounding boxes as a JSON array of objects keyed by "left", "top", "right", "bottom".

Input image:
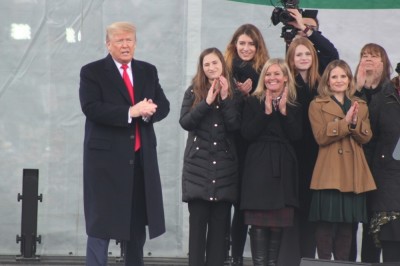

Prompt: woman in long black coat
[
  {"left": 240, "top": 58, "right": 302, "bottom": 266},
  {"left": 224, "top": 23, "right": 270, "bottom": 265},
  {"left": 355, "top": 43, "right": 400, "bottom": 263},
  {"left": 179, "top": 47, "right": 240, "bottom": 266}
]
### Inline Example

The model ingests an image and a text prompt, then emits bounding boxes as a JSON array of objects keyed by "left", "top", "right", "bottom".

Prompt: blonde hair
[
  {"left": 318, "top": 59, "right": 355, "bottom": 98},
  {"left": 285, "top": 37, "right": 320, "bottom": 89},
  {"left": 253, "top": 58, "right": 297, "bottom": 106},
  {"left": 106, "top": 22, "right": 136, "bottom": 42}
]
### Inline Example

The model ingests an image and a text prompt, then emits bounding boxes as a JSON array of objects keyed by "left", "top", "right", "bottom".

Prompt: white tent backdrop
[{"left": 0, "top": 0, "right": 399, "bottom": 258}]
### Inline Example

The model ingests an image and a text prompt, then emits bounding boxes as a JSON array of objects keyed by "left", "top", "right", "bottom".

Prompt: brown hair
[
  {"left": 191, "top": 48, "right": 232, "bottom": 107},
  {"left": 318, "top": 59, "right": 355, "bottom": 98},
  {"left": 356, "top": 43, "right": 392, "bottom": 84},
  {"left": 225, "top": 24, "right": 270, "bottom": 75}
]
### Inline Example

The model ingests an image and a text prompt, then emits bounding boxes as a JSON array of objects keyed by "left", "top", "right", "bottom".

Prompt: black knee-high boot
[
  {"left": 267, "top": 228, "right": 282, "bottom": 266},
  {"left": 249, "top": 226, "right": 268, "bottom": 266}
]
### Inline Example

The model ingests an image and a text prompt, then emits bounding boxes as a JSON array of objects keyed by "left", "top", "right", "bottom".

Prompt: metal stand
[
  {"left": 16, "top": 169, "right": 42, "bottom": 261},
  {"left": 115, "top": 240, "right": 126, "bottom": 263}
]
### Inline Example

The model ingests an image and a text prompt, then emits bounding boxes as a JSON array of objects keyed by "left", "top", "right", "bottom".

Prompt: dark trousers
[
  {"left": 188, "top": 200, "right": 231, "bottom": 266},
  {"left": 230, "top": 203, "right": 248, "bottom": 259},
  {"left": 361, "top": 223, "right": 381, "bottom": 262},
  {"left": 86, "top": 153, "right": 147, "bottom": 266},
  {"left": 298, "top": 210, "right": 317, "bottom": 258},
  {"left": 381, "top": 240, "right": 400, "bottom": 262}
]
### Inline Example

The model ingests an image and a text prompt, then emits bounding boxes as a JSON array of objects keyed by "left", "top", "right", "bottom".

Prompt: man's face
[{"left": 106, "top": 30, "right": 136, "bottom": 64}]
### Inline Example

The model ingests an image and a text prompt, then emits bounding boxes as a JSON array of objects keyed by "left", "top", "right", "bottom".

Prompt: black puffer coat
[{"left": 179, "top": 86, "right": 240, "bottom": 203}]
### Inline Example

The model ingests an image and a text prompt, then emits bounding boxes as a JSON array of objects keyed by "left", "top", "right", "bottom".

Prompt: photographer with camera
[{"left": 285, "top": 8, "right": 339, "bottom": 74}]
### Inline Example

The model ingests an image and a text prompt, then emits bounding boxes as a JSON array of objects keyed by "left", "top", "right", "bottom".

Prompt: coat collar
[
  {"left": 104, "top": 54, "right": 143, "bottom": 104},
  {"left": 315, "top": 96, "right": 344, "bottom": 118}
]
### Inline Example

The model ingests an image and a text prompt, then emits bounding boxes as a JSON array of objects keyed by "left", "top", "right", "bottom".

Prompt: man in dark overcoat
[{"left": 79, "top": 21, "right": 170, "bottom": 266}]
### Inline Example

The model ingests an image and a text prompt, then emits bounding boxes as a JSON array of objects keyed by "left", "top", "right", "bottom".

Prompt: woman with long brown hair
[
  {"left": 355, "top": 43, "right": 400, "bottom": 263},
  {"left": 179, "top": 47, "right": 240, "bottom": 266}
]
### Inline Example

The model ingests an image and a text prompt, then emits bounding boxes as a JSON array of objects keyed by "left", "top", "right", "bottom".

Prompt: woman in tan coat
[{"left": 308, "top": 59, "right": 376, "bottom": 261}]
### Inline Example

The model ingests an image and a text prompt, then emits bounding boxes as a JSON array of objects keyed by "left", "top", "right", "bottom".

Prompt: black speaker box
[{"left": 300, "top": 258, "right": 400, "bottom": 266}]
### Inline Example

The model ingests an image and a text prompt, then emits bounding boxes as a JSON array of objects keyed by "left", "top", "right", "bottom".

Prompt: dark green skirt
[{"left": 309, "top": 189, "right": 367, "bottom": 223}]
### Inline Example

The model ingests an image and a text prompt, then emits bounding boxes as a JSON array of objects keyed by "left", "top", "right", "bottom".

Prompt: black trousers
[
  {"left": 188, "top": 200, "right": 231, "bottom": 266},
  {"left": 86, "top": 152, "right": 147, "bottom": 266},
  {"left": 381, "top": 240, "right": 400, "bottom": 262},
  {"left": 230, "top": 203, "right": 248, "bottom": 259}
]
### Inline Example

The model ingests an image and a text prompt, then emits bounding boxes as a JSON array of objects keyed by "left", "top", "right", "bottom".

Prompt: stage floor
[{"left": 0, "top": 256, "right": 252, "bottom": 266}]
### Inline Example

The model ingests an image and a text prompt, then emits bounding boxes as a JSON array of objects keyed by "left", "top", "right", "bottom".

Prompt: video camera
[
  {"left": 270, "top": 0, "right": 318, "bottom": 44},
  {"left": 271, "top": 0, "right": 301, "bottom": 26}
]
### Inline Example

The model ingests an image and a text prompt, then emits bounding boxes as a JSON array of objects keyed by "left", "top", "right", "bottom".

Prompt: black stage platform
[{"left": 0, "top": 256, "right": 253, "bottom": 266}]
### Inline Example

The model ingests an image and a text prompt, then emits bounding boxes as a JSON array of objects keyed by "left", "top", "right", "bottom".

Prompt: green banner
[{"left": 229, "top": 0, "right": 400, "bottom": 9}]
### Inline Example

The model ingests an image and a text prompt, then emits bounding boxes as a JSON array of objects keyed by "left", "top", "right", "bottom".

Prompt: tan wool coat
[{"left": 309, "top": 96, "right": 376, "bottom": 194}]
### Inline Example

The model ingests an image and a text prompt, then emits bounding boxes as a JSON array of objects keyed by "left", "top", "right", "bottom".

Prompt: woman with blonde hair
[
  {"left": 240, "top": 58, "right": 302, "bottom": 266},
  {"left": 309, "top": 59, "right": 376, "bottom": 261}
]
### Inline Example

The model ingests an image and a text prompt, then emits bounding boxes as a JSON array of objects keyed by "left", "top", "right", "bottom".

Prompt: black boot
[
  {"left": 231, "top": 257, "right": 243, "bottom": 266},
  {"left": 267, "top": 228, "right": 282, "bottom": 266},
  {"left": 249, "top": 226, "right": 268, "bottom": 266}
]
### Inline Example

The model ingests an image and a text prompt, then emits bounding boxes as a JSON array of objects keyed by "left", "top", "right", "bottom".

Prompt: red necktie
[{"left": 121, "top": 64, "right": 141, "bottom": 151}]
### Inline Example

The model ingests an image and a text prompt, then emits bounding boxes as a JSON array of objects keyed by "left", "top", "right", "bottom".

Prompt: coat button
[
  {"left": 129, "top": 159, "right": 134, "bottom": 165},
  {"left": 382, "top": 154, "right": 385, "bottom": 158},
  {"left": 212, "top": 180, "right": 216, "bottom": 184},
  {"left": 213, "top": 142, "right": 217, "bottom": 146},
  {"left": 214, "top": 197, "right": 218, "bottom": 201},
  {"left": 338, "top": 149, "right": 343, "bottom": 154},
  {"left": 214, "top": 123, "right": 218, "bottom": 127},
  {"left": 130, "top": 135, "right": 135, "bottom": 139},
  {"left": 196, "top": 147, "right": 199, "bottom": 150},
  {"left": 209, "top": 197, "right": 214, "bottom": 201},
  {"left": 213, "top": 161, "right": 216, "bottom": 165},
  {"left": 216, "top": 105, "right": 220, "bottom": 109}
]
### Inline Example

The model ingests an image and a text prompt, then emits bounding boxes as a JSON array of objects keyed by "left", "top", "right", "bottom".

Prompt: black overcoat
[
  {"left": 359, "top": 81, "right": 400, "bottom": 212},
  {"left": 79, "top": 54, "right": 170, "bottom": 240},
  {"left": 240, "top": 96, "right": 302, "bottom": 211}
]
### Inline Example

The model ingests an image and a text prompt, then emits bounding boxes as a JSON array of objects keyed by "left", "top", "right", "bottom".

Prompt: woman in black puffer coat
[{"left": 179, "top": 47, "right": 240, "bottom": 266}]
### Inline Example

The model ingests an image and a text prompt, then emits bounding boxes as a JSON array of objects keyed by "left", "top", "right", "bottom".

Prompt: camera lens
[{"left": 279, "top": 10, "right": 293, "bottom": 24}]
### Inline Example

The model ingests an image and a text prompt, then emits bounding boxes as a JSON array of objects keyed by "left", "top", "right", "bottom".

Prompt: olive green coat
[{"left": 309, "top": 96, "right": 376, "bottom": 194}]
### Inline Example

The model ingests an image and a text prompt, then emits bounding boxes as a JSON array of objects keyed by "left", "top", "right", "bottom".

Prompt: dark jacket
[
  {"left": 179, "top": 86, "right": 240, "bottom": 203},
  {"left": 291, "top": 30, "right": 338, "bottom": 209},
  {"left": 240, "top": 96, "right": 302, "bottom": 210},
  {"left": 356, "top": 81, "right": 400, "bottom": 211},
  {"left": 290, "top": 75, "right": 319, "bottom": 210},
  {"left": 308, "top": 30, "right": 339, "bottom": 74},
  {"left": 79, "top": 54, "right": 170, "bottom": 240}
]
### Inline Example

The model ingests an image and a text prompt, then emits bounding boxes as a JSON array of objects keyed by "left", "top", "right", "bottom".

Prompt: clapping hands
[{"left": 206, "top": 76, "right": 229, "bottom": 105}]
